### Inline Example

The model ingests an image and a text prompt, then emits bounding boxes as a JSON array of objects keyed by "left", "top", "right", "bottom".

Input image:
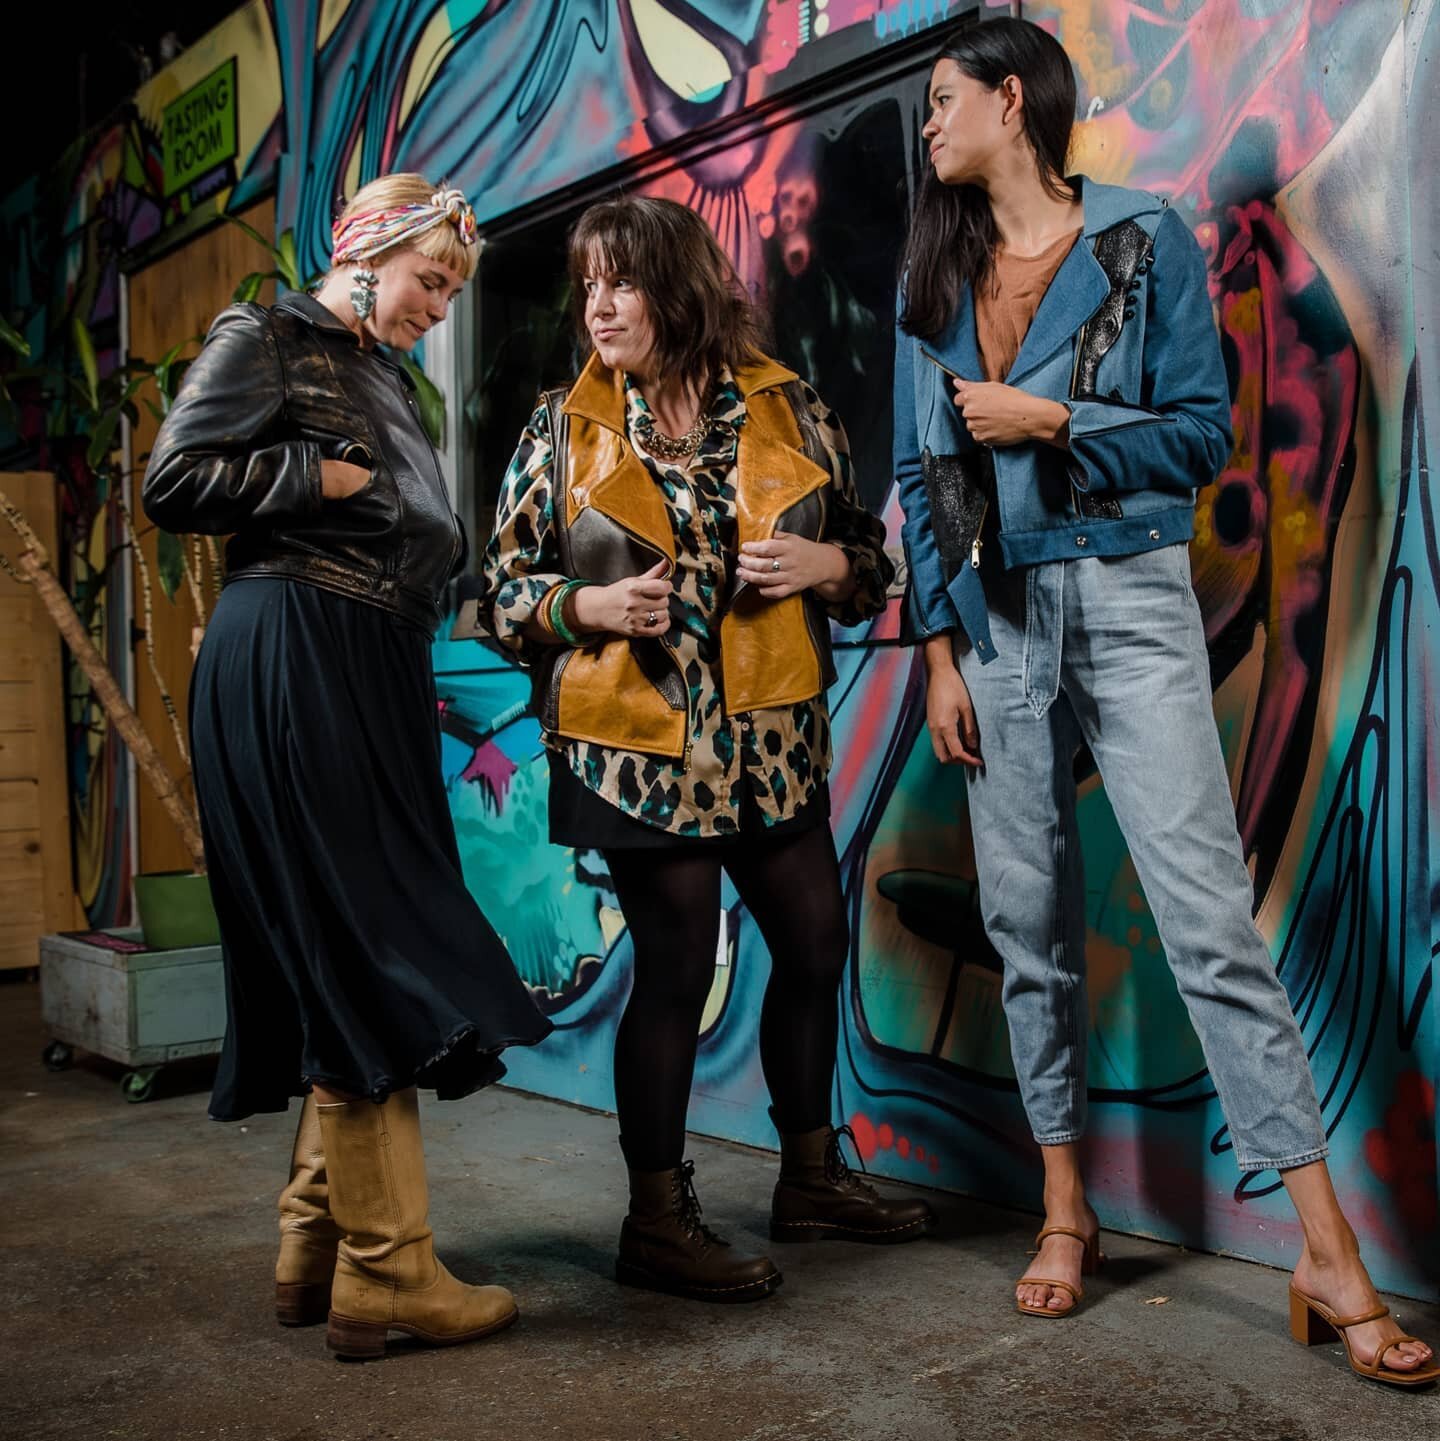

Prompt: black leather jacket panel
[{"left": 143, "top": 292, "right": 465, "bottom": 633}]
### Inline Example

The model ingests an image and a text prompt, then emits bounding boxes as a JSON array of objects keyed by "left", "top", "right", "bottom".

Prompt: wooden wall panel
[
  {"left": 126, "top": 199, "right": 277, "bottom": 876},
  {"left": 0, "top": 471, "right": 82, "bottom": 967}
]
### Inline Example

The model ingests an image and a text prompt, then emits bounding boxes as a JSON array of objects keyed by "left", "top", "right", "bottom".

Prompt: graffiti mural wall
[{"left": 4, "top": 0, "right": 1434, "bottom": 1296}]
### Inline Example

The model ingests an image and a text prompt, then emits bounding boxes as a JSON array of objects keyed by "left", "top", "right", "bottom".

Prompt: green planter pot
[{"left": 133, "top": 871, "right": 222, "bottom": 951}]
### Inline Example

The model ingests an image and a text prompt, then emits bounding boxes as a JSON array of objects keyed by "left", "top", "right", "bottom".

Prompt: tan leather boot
[
  {"left": 275, "top": 1094, "right": 342, "bottom": 1326},
  {"left": 617, "top": 1160, "right": 782, "bottom": 1303},
  {"left": 317, "top": 1089, "right": 518, "bottom": 1360},
  {"left": 770, "top": 1118, "right": 935, "bottom": 1244}
]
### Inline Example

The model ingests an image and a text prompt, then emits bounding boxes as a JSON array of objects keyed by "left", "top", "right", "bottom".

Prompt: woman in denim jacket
[{"left": 895, "top": 18, "right": 1434, "bottom": 1385}]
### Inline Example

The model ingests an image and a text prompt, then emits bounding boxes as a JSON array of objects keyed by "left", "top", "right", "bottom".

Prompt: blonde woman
[{"left": 145, "top": 174, "right": 550, "bottom": 1360}]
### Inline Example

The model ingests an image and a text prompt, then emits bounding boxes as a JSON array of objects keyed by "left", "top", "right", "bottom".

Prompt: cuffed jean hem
[
  {"left": 1033, "top": 1131, "right": 1084, "bottom": 1147},
  {"left": 1234, "top": 1144, "right": 1330, "bottom": 1174}
]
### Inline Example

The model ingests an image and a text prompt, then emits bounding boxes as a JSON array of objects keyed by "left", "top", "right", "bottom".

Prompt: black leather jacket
[{"left": 143, "top": 292, "right": 466, "bottom": 633}]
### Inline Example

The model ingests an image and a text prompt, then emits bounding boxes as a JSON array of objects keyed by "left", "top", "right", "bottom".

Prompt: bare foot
[
  {"left": 1016, "top": 1201, "right": 1100, "bottom": 1316},
  {"left": 1292, "top": 1248, "right": 1435, "bottom": 1374}
]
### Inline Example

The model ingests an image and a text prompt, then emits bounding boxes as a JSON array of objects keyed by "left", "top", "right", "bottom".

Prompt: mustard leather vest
[{"left": 536, "top": 352, "right": 837, "bottom": 761}]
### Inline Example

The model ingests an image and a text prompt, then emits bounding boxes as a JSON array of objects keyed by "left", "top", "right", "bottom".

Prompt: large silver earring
[{"left": 349, "top": 267, "right": 378, "bottom": 320}]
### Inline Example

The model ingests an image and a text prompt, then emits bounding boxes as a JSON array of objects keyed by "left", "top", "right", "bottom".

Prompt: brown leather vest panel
[{"left": 555, "top": 642, "right": 688, "bottom": 757}]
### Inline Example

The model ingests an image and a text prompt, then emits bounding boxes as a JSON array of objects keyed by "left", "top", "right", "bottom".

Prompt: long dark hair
[
  {"left": 899, "top": 19, "right": 1077, "bottom": 338},
  {"left": 568, "top": 195, "right": 767, "bottom": 397}
]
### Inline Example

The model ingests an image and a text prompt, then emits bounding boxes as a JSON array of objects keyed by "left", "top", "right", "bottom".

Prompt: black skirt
[
  {"left": 547, "top": 749, "right": 830, "bottom": 851},
  {"left": 190, "top": 577, "right": 552, "bottom": 1121}
]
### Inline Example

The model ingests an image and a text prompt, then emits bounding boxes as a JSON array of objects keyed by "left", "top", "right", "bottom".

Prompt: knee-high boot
[
  {"left": 275, "top": 1094, "right": 342, "bottom": 1326},
  {"left": 318, "top": 1089, "right": 518, "bottom": 1360}
]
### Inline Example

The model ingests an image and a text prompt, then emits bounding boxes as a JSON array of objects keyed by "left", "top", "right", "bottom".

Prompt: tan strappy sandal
[
  {"left": 1015, "top": 1224, "right": 1103, "bottom": 1319},
  {"left": 1289, "top": 1286, "right": 1440, "bottom": 1388}
]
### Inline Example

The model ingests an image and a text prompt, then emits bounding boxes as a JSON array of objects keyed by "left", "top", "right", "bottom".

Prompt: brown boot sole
[
  {"left": 770, "top": 1214, "right": 936, "bottom": 1245},
  {"left": 615, "top": 1259, "right": 783, "bottom": 1304},
  {"left": 326, "top": 1305, "right": 519, "bottom": 1360},
  {"left": 275, "top": 1281, "right": 332, "bottom": 1327}
]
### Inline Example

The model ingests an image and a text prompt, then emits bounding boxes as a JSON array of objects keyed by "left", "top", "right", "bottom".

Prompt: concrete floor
[{"left": 3, "top": 974, "right": 1437, "bottom": 1441}]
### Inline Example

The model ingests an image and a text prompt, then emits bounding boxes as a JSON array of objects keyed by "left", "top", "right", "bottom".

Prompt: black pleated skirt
[{"left": 190, "top": 577, "right": 551, "bottom": 1121}]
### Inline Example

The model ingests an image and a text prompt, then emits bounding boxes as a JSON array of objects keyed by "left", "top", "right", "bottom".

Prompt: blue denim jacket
[{"left": 894, "top": 178, "right": 1233, "bottom": 661}]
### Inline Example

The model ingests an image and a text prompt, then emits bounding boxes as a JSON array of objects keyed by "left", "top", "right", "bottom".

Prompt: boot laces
[
  {"left": 825, "top": 1125, "right": 879, "bottom": 1197},
  {"left": 675, "top": 1160, "right": 726, "bottom": 1248}
]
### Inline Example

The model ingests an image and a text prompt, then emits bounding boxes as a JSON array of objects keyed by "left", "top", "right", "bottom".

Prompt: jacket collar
[
  {"left": 1076, "top": 176, "right": 1168, "bottom": 236},
  {"left": 564, "top": 351, "right": 797, "bottom": 434},
  {"left": 271, "top": 290, "right": 413, "bottom": 385},
  {"left": 924, "top": 177, "right": 1168, "bottom": 387},
  {"left": 272, "top": 289, "right": 358, "bottom": 340}
]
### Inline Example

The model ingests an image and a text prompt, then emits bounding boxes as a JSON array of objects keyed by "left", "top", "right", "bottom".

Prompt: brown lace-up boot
[
  {"left": 617, "top": 1159, "right": 782, "bottom": 1303},
  {"left": 318, "top": 1090, "right": 518, "bottom": 1359},
  {"left": 770, "top": 1116, "right": 936, "bottom": 1244},
  {"left": 275, "top": 1094, "right": 342, "bottom": 1326}
]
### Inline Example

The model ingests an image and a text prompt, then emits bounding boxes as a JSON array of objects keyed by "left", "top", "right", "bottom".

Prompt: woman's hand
[
  {"left": 952, "top": 379, "right": 1070, "bottom": 449},
  {"left": 923, "top": 635, "right": 982, "bottom": 766},
  {"left": 320, "top": 459, "right": 371, "bottom": 498},
  {"left": 570, "top": 560, "right": 673, "bottom": 638},
  {"left": 736, "top": 532, "right": 854, "bottom": 602}
]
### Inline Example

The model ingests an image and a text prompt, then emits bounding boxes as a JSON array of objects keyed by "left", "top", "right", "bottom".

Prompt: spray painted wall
[{"left": 3, "top": 0, "right": 1434, "bottom": 1297}]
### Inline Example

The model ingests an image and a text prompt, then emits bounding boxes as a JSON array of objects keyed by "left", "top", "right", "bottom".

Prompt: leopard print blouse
[{"left": 481, "top": 369, "right": 891, "bottom": 838}]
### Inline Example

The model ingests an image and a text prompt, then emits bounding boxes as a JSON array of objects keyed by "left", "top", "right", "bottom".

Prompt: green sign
[{"left": 162, "top": 59, "right": 238, "bottom": 198}]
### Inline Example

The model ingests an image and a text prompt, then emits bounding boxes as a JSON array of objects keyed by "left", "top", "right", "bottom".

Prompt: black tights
[{"left": 606, "top": 824, "right": 849, "bottom": 1172}]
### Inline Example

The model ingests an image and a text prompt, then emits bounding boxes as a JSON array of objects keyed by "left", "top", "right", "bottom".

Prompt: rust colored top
[{"left": 975, "top": 229, "right": 1083, "bottom": 382}]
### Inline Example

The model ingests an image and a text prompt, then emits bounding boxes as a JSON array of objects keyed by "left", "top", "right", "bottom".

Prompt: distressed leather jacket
[{"left": 143, "top": 292, "right": 466, "bottom": 634}]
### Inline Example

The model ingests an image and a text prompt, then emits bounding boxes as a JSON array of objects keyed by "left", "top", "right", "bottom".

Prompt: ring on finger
[
  {"left": 771, "top": 557, "right": 781, "bottom": 573},
  {"left": 646, "top": 610, "right": 657, "bottom": 627}
]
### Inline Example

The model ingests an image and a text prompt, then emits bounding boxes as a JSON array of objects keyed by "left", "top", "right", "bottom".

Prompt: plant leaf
[
  {"left": 0, "top": 314, "right": 31, "bottom": 358},
  {"left": 277, "top": 230, "right": 300, "bottom": 291},
  {"left": 156, "top": 529, "right": 186, "bottom": 601},
  {"left": 72, "top": 314, "right": 100, "bottom": 410},
  {"left": 86, "top": 406, "right": 123, "bottom": 469},
  {"left": 399, "top": 353, "right": 446, "bottom": 449},
  {"left": 233, "top": 272, "right": 266, "bottom": 304},
  {"left": 224, "top": 212, "right": 278, "bottom": 257}
]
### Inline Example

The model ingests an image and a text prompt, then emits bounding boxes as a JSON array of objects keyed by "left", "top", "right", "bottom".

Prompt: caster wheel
[
  {"left": 121, "top": 1069, "right": 158, "bottom": 1103},
  {"left": 42, "top": 1041, "right": 74, "bottom": 1072}
]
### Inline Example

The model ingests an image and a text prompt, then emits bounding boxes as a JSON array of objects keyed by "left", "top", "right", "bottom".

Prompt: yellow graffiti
[
  {"left": 399, "top": 8, "right": 458, "bottom": 132},
  {"left": 318, "top": 0, "right": 354, "bottom": 51},
  {"left": 630, "top": 0, "right": 733, "bottom": 100}
]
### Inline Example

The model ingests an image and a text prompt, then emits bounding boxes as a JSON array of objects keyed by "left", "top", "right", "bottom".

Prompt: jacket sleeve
[
  {"left": 800, "top": 382, "right": 894, "bottom": 626},
  {"left": 1065, "top": 207, "right": 1234, "bottom": 494},
  {"left": 142, "top": 304, "right": 323, "bottom": 534},
  {"left": 477, "top": 399, "right": 570, "bottom": 664},
  {"left": 893, "top": 306, "right": 958, "bottom": 643}
]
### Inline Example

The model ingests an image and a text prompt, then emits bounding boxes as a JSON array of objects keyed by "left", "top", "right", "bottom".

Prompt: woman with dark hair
[
  {"left": 894, "top": 17, "right": 1435, "bottom": 1384},
  {"left": 145, "top": 174, "right": 551, "bottom": 1360},
  {"left": 476, "top": 194, "right": 932, "bottom": 1303}
]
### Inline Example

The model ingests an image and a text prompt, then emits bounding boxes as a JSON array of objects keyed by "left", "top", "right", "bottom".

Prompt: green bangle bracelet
[{"left": 550, "top": 579, "right": 592, "bottom": 647}]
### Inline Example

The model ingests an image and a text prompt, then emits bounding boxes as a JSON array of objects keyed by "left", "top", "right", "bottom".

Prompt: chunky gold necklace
[{"left": 637, "top": 409, "right": 708, "bottom": 460}]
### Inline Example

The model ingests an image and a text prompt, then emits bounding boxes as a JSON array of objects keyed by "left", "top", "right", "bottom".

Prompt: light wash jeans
[{"left": 956, "top": 544, "right": 1327, "bottom": 1172}]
